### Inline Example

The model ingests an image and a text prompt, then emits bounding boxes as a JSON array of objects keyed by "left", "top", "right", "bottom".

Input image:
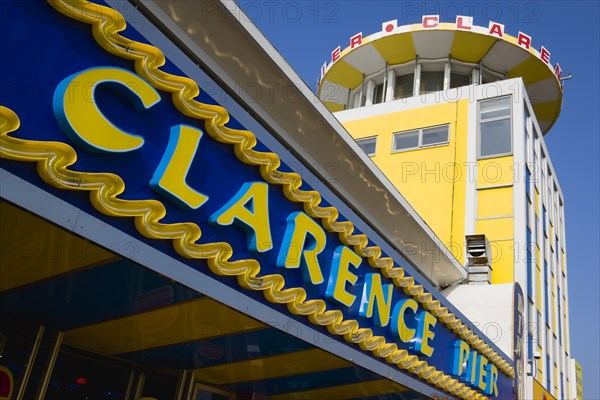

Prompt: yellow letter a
[{"left": 209, "top": 182, "right": 272, "bottom": 252}]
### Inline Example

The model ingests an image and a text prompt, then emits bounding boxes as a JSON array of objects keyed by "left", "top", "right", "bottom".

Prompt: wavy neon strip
[{"left": 3, "top": 0, "right": 512, "bottom": 395}]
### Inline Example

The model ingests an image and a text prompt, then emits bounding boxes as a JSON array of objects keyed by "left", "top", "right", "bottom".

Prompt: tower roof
[{"left": 318, "top": 18, "right": 563, "bottom": 134}]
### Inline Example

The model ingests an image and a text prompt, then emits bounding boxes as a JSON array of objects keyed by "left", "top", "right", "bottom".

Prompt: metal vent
[{"left": 465, "top": 234, "right": 492, "bottom": 284}]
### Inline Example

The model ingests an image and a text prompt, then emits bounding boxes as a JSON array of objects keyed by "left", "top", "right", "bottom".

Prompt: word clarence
[
  {"left": 53, "top": 65, "right": 439, "bottom": 356},
  {"left": 50, "top": 66, "right": 504, "bottom": 397},
  {"left": 321, "top": 15, "right": 562, "bottom": 84}
]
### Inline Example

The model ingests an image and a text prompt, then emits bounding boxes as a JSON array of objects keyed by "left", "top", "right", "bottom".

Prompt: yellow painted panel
[
  {"left": 63, "top": 298, "right": 265, "bottom": 354},
  {"left": 491, "top": 240, "right": 514, "bottom": 283},
  {"left": 475, "top": 217, "right": 514, "bottom": 283},
  {"left": 323, "top": 60, "right": 363, "bottom": 89},
  {"left": 575, "top": 361, "right": 583, "bottom": 399},
  {"left": 477, "top": 186, "right": 513, "bottom": 218},
  {"left": 533, "top": 101, "right": 561, "bottom": 124},
  {"left": 508, "top": 56, "right": 552, "bottom": 86},
  {"left": 193, "top": 349, "right": 350, "bottom": 384},
  {"left": 534, "top": 188, "right": 540, "bottom": 216},
  {"left": 0, "top": 202, "right": 117, "bottom": 292},
  {"left": 270, "top": 379, "right": 407, "bottom": 400},
  {"left": 341, "top": 100, "right": 469, "bottom": 263},
  {"left": 477, "top": 157, "right": 514, "bottom": 187},
  {"left": 534, "top": 377, "right": 557, "bottom": 400},
  {"left": 475, "top": 216, "right": 514, "bottom": 240},
  {"left": 370, "top": 33, "right": 416, "bottom": 65},
  {"left": 323, "top": 102, "right": 345, "bottom": 113},
  {"left": 451, "top": 31, "right": 498, "bottom": 63}
]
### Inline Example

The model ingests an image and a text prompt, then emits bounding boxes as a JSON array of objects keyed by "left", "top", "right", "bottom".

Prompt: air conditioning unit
[{"left": 465, "top": 234, "right": 492, "bottom": 284}]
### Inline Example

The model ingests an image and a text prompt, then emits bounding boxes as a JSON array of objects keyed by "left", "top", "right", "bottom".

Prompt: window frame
[
  {"left": 356, "top": 135, "right": 377, "bottom": 156},
  {"left": 477, "top": 95, "right": 513, "bottom": 159},
  {"left": 391, "top": 124, "right": 450, "bottom": 153}
]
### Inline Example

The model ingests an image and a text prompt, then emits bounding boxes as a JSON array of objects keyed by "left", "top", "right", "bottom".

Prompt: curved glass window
[
  {"left": 395, "top": 73, "right": 414, "bottom": 99},
  {"left": 420, "top": 71, "right": 444, "bottom": 94},
  {"left": 450, "top": 73, "right": 471, "bottom": 88}
]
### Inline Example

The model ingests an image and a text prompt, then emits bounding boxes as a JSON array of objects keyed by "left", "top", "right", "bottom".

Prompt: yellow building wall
[
  {"left": 534, "top": 378, "right": 558, "bottom": 400},
  {"left": 477, "top": 157, "right": 514, "bottom": 187},
  {"left": 475, "top": 156, "right": 515, "bottom": 283},
  {"left": 341, "top": 101, "right": 518, "bottom": 284},
  {"left": 575, "top": 361, "right": 583, "bottom": 400},
  {"left": 340, "top": 100, "right": 468, "bottom": 264}
]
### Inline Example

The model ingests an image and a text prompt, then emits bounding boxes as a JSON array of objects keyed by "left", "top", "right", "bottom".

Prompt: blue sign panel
[{"left": 0, "top": 1, "right": 514, "bottom": 398}]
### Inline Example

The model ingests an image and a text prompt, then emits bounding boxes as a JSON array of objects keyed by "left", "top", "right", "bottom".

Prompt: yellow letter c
[{"left": 53, "top": 67, "right": 160, "bottom": 153}]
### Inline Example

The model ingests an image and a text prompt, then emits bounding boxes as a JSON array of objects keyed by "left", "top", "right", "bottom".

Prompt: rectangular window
[
  {"left": 527, "top": 227, "right": 533, "bottom": 300},
  {"left": 525, "top": 108, "right": 531, "bottom": 157},
  {"left": 393, "top": 125, "right": 449, "bottom": 152},
  {"left": 526, "top": 168, "right": 532, "bottom": 197},
  {"left": 528, "top": 297, "right": 535, "bottom": 359},
  {"left": 546, "top": 354, "right": 551, "bottom": 389},
  {"left": 478, "top": 96, "right": 512, "bottom": 158},
  {"left": 560, "top": 372, "right": 564, "bottom": 400},
  {"left": 558, "top": 287, "right": 562, "bottom": 345},
  {"left": 533, "top": 146, "right": 539, "bottom": 188},
  {"left": 356, "top": 136, "right": 377, "bottom": 156},
  {"left": 544, "top": 260, "right": 549, "bottom": 325},
  {"left": 537, "top": 311, "right": 542, "bottom": 345},
  {"left": 526, "top": 194, "right": 531, "bottom": 229}
]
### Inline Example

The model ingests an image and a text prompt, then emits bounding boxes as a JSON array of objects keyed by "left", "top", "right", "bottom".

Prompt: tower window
[
  {"left": 478, "top": 96, "right": 512, "bottom": 158},
  {"left": 373, "top": 82, "right": 384, "bottom": 104},
  {"left": 450, "top": 72, "right": 471, "bottom": 89},
  {"left": 395, "top": 73, "right": 414, "bottom": 99},
  {"left": 420, "top": 71, "right": 444, "bottom": 94}
]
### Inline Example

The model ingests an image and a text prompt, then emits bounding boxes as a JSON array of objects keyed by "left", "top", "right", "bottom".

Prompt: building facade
[
  {"left": 318, "top": 16, "right": 576, "bottom": 400},
  {"left": 0, "top": 2, "right": 524, "bottom": 400}
]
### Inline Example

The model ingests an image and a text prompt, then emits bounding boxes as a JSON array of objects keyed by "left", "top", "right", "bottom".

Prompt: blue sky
[{"left": 237, "top": 1, "right": 600, "bottom": 397}]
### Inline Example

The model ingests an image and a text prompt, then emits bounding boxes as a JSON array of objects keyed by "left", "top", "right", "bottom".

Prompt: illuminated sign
[
  {"left": 321, "top": 15, "right": 563, "bottom": 82},
  {"left": 0, "top": 1, "right": 514, "bottom": 398}
]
